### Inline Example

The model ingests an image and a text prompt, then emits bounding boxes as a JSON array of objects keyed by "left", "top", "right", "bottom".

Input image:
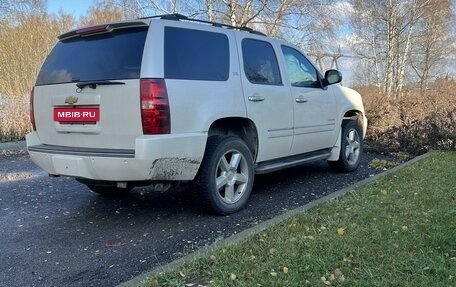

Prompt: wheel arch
[
  {"left": 343, "top": 109, "right": 367, "bottom": 138},
  {"left": 329, "top": 110, "right": 366, "bottom": 161},
  {"left": 207, "top": 117, "right": 258, "bottom": 161}
]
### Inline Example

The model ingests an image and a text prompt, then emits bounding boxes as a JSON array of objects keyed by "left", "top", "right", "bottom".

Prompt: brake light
[
  {"left": 76, "top": 25, "right": 109, "bottom": 36},
  {"left": 30, "top": 88, "right": 36, "bottom": 131},
  {"left": 140, "top": 79, "right": 170, "bottom": 134}
]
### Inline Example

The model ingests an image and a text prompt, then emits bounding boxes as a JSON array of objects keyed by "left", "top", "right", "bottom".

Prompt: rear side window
[
  {"left": 36, "top": 27, "right": 148, "bottom": 86},
  {"left": 242, "top": 39, "right": 282, "bottom": 85},
  {"left": 164, "top": 27, "right": 229, "bottom": 81}
]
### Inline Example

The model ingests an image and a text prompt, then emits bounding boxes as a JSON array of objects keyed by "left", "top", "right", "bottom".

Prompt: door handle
[
  {"left": 248, "top": 96, "right": 265, "bottom": 102},
  {"left": 295, "top": 97, "right": 308, "bottom": 103}
]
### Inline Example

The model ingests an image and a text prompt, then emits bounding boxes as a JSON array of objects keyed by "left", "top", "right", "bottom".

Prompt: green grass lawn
[{"left": 144, "top": 152, "right": 456, "bottom": 287}]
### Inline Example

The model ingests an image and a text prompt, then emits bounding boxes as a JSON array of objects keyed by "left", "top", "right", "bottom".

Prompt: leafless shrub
[
  {"left": 0, "top": 1, "right": 123, "bottom": 142},
  {"left": 362, "top": 80, "right": 456, "bottom": 155},
  {"left": 0, "top": 98, "right": 29, "bottom": 142}
]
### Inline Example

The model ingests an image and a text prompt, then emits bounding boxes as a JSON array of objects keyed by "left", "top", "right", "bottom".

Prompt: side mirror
[{"left": 324, "top": 70, "right": 342, "bottom": 85}]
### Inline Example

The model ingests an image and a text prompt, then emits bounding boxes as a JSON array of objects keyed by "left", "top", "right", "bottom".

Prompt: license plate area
[{"left": 54, "top": 108, "right": 100, "bottom": 124}]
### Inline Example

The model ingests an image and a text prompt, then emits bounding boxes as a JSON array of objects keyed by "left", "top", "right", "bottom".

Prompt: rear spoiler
[{"left": 58, "top": 21, "right": 148, "bottom": 41}]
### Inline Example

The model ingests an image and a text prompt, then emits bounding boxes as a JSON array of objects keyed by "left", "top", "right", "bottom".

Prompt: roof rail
[{"left": 140, "top": 13, "right": 266, "bottom": 36}]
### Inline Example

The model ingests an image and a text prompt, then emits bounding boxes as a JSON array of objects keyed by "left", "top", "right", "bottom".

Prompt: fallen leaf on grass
[
  {"left": 230, "top": 273, "right": 237, "bottom": 280},
  {"left": 179, "top": 271, "right": 186, "bottom": 278},
  {"left": 337, "top": 227, "right": 345, "bottom": 236},
  {"left": 381, "top": 189, "right": 388, "bottom": 196},
  {"left": 321, "top": 269, "right": 345, "bottom": 285},
  {"left": 270, "top": 271, "right": 277, "bottom": 277},
  {"left": 333, "top": 268, "right": 345, "bottom": 282},
  {"left": 321, "top": 276, "right": 331, "bottom": 285},
  {"left": 283, "top": 267, "right": 289, "bottom": 274}
]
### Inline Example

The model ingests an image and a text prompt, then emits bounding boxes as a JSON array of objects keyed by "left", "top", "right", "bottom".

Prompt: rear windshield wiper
[{"left": 76, "top": 80, "right": 125, "bottom": 90}]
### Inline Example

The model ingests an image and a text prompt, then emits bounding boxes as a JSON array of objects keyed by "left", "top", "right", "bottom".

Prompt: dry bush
[
  {"left": 360, "top": 80, "right": 456, "bottom": 155},
  {"left": 0, "top": 98, "right": 30, "bottom": 142},
  {"left": 0, "top": 4, "right": 125, "bottom": 142},
  {"left": 0, "top": 10, "right": 75, "bottom": 142}
]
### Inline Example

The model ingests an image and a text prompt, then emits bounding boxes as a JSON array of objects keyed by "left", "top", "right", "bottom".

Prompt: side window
[
  {"left": 164, "top": 27, "right": 229, "bottom": 81},
  {"left": 281, "top": 46, "right": 319, "bottom": 88},
  {"left": 242, "top": 39, "right": 282, "bottom": 85}
]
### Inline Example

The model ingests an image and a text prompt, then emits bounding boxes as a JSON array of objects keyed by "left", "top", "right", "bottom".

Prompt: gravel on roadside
[{"left": 0, "top": 141, "right": 27, "bottom": 158}]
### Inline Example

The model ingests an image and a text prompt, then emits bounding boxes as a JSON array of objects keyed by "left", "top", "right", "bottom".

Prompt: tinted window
[
  {"left": 281, "top": 46, "right": 319, "bottom": 88},
  {"left": 36, "top": 27, "right": 148, "bottom": 86},
  {"left": 242, "top": 39, "right": 282, "bottom": 85},
  {"left": 164, "top": 27, "right": 229, "bottom": 81}
]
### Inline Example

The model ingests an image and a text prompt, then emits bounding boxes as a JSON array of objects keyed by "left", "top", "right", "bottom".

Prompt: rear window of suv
[
  {"left": 36, "top": 26, "right": 148, "bottom": 86},
  {"left": 164, "top": 27, "right": 229, "bottom": 81}
]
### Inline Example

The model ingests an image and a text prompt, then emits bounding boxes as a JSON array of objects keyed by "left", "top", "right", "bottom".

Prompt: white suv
[{"left": 27, "top": 14, "right": 367, "bottom": 214}]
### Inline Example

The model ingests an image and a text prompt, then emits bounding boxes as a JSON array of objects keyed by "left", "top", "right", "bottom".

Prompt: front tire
[
  {"left": 195, "top": 136, "right": 254, "bottom": 215},
  {"left": 328, "top": 119, "right": 363, "bottom": 172}
]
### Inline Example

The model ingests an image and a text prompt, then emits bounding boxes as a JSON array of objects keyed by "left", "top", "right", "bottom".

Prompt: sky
[{"left": 47, "top": 0, "right": 93, "bottom": 19}]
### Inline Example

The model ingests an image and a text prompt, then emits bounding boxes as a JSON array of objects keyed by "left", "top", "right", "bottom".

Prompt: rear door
[
  {"left": 237, "top": 36, "right": 294, "bottom": 162},
  {"left": 34, "top": 23, "right": 149, "bottom": 150}
]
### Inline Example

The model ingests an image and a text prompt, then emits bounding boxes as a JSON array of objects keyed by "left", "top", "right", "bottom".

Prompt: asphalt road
[{"left": 0, "top": 146, "right": 392, "bottom": 287}]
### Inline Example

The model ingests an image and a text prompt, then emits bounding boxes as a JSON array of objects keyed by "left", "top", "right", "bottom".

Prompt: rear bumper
[{"left": 26, "top": 132, "right": 206, "bottom": 181}]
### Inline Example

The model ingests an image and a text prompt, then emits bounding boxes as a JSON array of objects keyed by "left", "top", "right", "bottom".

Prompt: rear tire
[
  {"left": 195, "top": 136, "right": 254, "bottom": 215},
  {"left": 328, "top": 119, "right": 363, "bottom": 172}
]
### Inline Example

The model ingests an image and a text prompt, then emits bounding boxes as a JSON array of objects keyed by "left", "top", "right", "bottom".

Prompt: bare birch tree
[
  {"left": 109, "top": 0, "right": 338, "bottom": 52},
  {"left": 80, "top": 0, "right": 125, "bottom": 26},
  {"left": 410, "top": 0, "right": 455, "bottom": 91},
  {"left": 350, "top": 0, "right": 455, "bottom": 98}
]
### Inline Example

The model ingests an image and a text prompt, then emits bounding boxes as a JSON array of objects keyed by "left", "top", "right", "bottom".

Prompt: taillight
[
  {"left": 140, "top": 79, "right": 170, "bottom": 134},
  {"left": 30, "top": 87, "right": 36, "bottom": 131}
]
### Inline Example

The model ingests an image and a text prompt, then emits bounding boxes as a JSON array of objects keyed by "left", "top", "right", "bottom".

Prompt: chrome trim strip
[
  {"left": 294, "top": 123, "right": 335, "bottom": 129},
  {"left": 28, "top": 144, "right": 135, "bottom": 158},
  {"left": 268, "top": 127, "right": 294, "bottom": 132},
  {"left": 294, "top": 128, "right": 335, "bottom": 136}
]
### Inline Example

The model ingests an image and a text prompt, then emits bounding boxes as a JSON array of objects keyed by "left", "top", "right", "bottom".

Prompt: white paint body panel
[{"left": 27, "top": 132, "right": 206, "bottom": 181}]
